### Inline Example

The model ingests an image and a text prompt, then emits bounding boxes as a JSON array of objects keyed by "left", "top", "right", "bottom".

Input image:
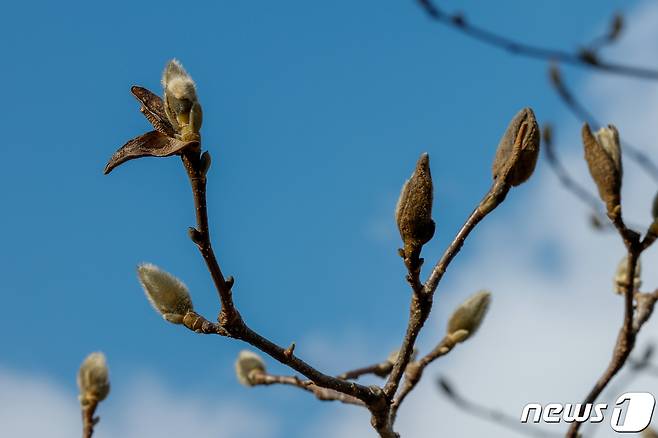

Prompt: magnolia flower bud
[
  {"left": 386, "top": 348, "right": 418, "bottom": 365},
  {"left": 446, "top": 290, "right": 491, "bottom": 340},
  {"left": 137, "top": 263, "right": 194, "bottom": 324},
  {"left": 235, "top": 350, "right": 266, "bottom": 386},
  {"left": 77, "top": 352, "right": 110, "bottom": 405},
  {"left": 492, "top": 108, "right": 540, "bottom": 187},
  {"left": 582, "top": 123, "right": 622, "bottom": 212},
  {"left": 395, "top": 153, "right": 435, "bottom": 259},
  {"left": 614, "top": 256, "right": 641, "bottom": 295},
  {"left": 162, "top": 59, "right": 202, "bottom": 139}
]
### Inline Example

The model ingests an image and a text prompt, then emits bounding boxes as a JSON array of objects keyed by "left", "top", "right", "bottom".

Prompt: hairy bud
[
  {"left": 137, "top": 263, "right": 194, "bottom": 324},
  {"left": 235, "top": 350, "right": 266, "bottom": 386},
  {"left": 614, "top": 256, "right": 641, "bottom": 295},
  {"left": 395, "top": 153, "right": 435, "bottom": 259},
  {"left": 492, "top": 108, "right": 540, "bottom": 187},
  {"left": 446, "top": 290, "right": 491, "bottom": 340},
  {"left": 77, "top": 352, "right": 110, "bottom": 405},
  {"left": 386, "top": 348, "right": 418, "bottom": 365},
  {"left": 162, "top": 59, "right": 203, "bottom": 140},
  {"left": 582, "top": 123, "right": 622, "bottom": 212}
]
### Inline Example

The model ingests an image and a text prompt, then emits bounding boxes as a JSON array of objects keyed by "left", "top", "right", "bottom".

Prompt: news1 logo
[{"left": 520, "top": 392, "right": 656, "bottom": 432}]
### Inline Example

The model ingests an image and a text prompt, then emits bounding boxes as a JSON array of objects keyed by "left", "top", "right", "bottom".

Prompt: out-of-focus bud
[
  {"left": 614, "top": 256, "right": 641, "bottom": 295},
  {"left": 395, "top": 153, "right": 435, "bottom": 259},
  {"left": 582, "top": 123, "right": 622, "bottom": 213},
  {"left": 162, "top": 59, "right": 203, "bottom": 140},
  {"left": 235, "top": 350, "right": 266, "bottom": 386},
  {"left": 77, "top": 352, "right": 110, "bottom": 405},
  {"left": 446, "top": 290, "right": 491, "bottom": 340},
  {"left": 137, "top": 263, "right": 194, "bottom": 324},
  {"left": 492, "top": 108, "right": 540, "bottom": 187},
  {"left": 642, "top": 427, "right": 658, "bottom": 438},
  {"left": 447, "top": 329, "right": 469, "bottom": 345},
  {"left": 386, "top": 348, "right": 418, "bottom": 365}
]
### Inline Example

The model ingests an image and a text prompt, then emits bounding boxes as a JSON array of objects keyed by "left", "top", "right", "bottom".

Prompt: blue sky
[{"left": 2, "top": 1, "right": 655, "bottom": 437}]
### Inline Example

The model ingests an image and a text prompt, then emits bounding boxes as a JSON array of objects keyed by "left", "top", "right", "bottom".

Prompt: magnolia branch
[
  {"left": 436, "top": 377, "right": 562, "bottom": 438},
  {"left": 416, "top": 0, "right": 658, "bottom": 80}
]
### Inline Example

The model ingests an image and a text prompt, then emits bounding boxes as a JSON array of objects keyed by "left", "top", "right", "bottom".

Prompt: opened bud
[
  {"left": 492, "top": 108, "right": 540, "bottom": 187},
  {"left": 235, "top": 350, "right": 266, "bottom": 386},
  {"left": 77, "top": 352, "right": 110, "bottom": 405},
  {"left": 614, "top": 256, "right": 641, "bottom": 295},
  {"left": 582, "top": 124, "right": 622, "bottom": 212},
  {"left": 137, "top": 263, "right": 194, "bottom": 324},
  {"left": 162, "top": 59, "right": 203, "bottom": 140},
  {"left": 446, "top": 290, "right": 491, "bottom": 341},
  {"left": 395, "top": 153, "right": 435, "bottom": 259}
]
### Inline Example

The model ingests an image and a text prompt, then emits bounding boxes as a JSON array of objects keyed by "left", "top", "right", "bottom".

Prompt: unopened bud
[
  {"left": 395, "top": 153, "right": 435, "bottom": 259},
  {"left": 614, "top": 256, "right": 641, "bottom": 295},
  {"left": 447, "top": 329, "right": 469, "bottom": 344},
  {"left": 492, "top": 108, "right": 540, "bottom": 187},
  {"left": 137, "top": 263, "right": 194, "bottom": 324},
  {"left": 235, "top": 350, "right": 266, "bottom": 386},
  {"left": 77, "top": 352, "right": 110, "bottom": 405},
  {"left": 162, "top": 59, "right": 203, "bottom": 139},
  {"left": 582, "top": 123, "right": 622, "bottom": 212},
  {"left": 386, "top": 348, "right": 418, "bottom": 365},
  {"left": 447, "top": 290, "right": 491, "bottom": 340}
]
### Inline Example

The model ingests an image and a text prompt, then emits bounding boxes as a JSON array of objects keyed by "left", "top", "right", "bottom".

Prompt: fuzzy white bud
[
  {"left": 235, "top": 350, "right": 266, "bottom": 386},
  {"left": 614, "top": 256, "right": 641, "bottom": 295},
  {"left": 162, "top": 59, "right": 202, "bottom": 137},
  {"left": 595, "top": 125, "right": 622, "bottom": 178},
  {"left": 446, "top": 291, "right": 491, "bottom": 341},
  {"left": 77, "top": 352, "right": 110, "bottom": 405},
  {"left": 137, "top": 263, "right": 193, "bottom": 324}
]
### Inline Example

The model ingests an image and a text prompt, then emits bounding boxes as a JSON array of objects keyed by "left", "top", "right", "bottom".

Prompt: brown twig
[
  {"left": 338, "top": 361, "right": 394, "bottom": 380},
  {"left": 81, "top": 400, "right": 99, "bottom": 438},
  {"left": 249, "top": 372, "right": 366, "bottom": 406},
  {"left": 178, "top": 149, "right": 393, "bottom": 433},
  {"left": 417, "top": 0, "right": 658, "bottom": 80},
  {"left": 390, "top": 334, "right": 457, "bottom": 422},
  {"left": 566, "top": 214, "right": 648, "bottom": 438},
  {"left": 436, "top": 376, "right": 562, "bottom": 438}
]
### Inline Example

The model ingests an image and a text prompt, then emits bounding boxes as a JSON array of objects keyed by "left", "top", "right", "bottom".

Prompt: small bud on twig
[
  {"left": 446, "top": 290, "right": 491, "bottom": 341},
  {"left": 77, "top": 352, "right": 110, "bottom": 405},
  {"left": 162, "top": 59, "right": 203, "bottom": 141},
  {"left": 235, "top": 350, "right": 267, "bottom": 386},
  {"left": 137, "top": 263, "right": 194, "bottom": 324},
  {"left": 492, "top": 108, "right": 540, "bottom": 187},
  {"left": 582, "top": 123, "right": 622, "bottom": 213},
  {"left": 614, "top": 256, "right": 641, "bottom": 295},
  {"left": 395, "top": 153, "right": 435, "bottom": 259},
  {"left": 387, "top": 348, "right": 418, "bottom": 365}
]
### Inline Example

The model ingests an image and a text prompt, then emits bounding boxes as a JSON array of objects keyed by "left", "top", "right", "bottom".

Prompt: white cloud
[{"left": 0, "top": 367, "right": 277, "bottom": 438}]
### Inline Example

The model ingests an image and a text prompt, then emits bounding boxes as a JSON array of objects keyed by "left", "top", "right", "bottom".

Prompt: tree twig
[
  {"left": 436, "top": 376, "right": 562, "bottom": 438},
  {"left": 417, "top": 0, "right": 658, "bottom": 80},
  {"left": 179, "top": 150, "right": 386, "bottom": 409},
  {"left": 249, "top": 372, "right": 366, "bottom": 406},
  {"left": 81, "top": 400, "right": 99, "bottom": 438},
  {"left": 548, "top": 65, "right": 658, "bottom": 183}
]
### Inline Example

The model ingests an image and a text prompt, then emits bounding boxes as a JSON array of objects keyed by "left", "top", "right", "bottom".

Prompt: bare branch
[
  {"left": 436, "top": 376, "right": 562, "bottom": 438},
  {"left": 417, "top": 0, "right": 658, "bottom": 80},
  {"left": 249, "top": 372, "right": 366, "bottom": 406}
]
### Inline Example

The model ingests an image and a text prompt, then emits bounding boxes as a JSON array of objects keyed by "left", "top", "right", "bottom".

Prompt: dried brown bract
[
  {"left": 582, "top": 123, "right": 622, "bottom": 212},
  {"left": 395, "top": 153, "right": 435, "bottom": 259},
  {"left": 104, "top": 60, "right": 202, "bottom": 174},
  {"left": 492, "top": 107, "right": 540, "bottom": 187}
]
